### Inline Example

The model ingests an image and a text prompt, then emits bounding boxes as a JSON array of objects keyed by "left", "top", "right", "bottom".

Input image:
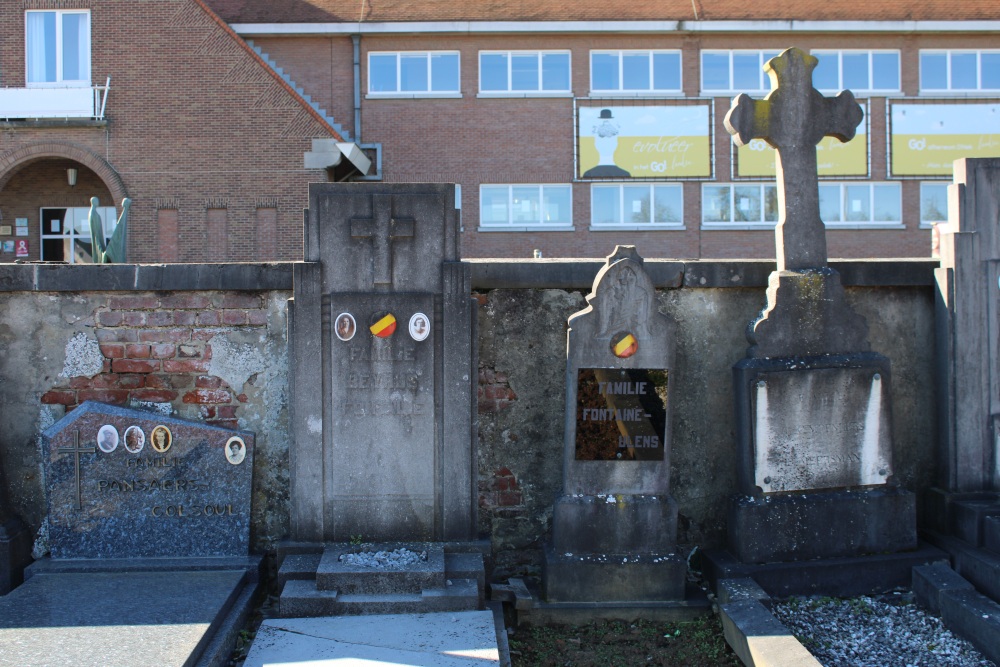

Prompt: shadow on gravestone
[
  {"left": 539, "top": 246, "right": 703, "bottom": 614},
  {"left": 0, "top": 401, "right": 261, "bottom": 666},
  {"left": 703, "top": 49, "right": 942, "bottom": 598},
  {"left": 0, "top": 452, "right": 31, "bottom": 595}
]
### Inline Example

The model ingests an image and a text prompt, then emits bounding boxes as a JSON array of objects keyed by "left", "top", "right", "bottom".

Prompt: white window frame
[
  {"left": 919, "top": 50, "right": 1000, "bottom": 94},
  {"left": 700, "top": 50, "right": 780, "bottom": 95},
  {"left": 809, "top": 50, "right": 901, "bottom": 94},
  {"left": 478, "top": 50, "right": 572, "bottom": 97},
  {"left": 701, "top": 182, "right": 778, "bottom": 228},
  {"left": 919, "top": 182, "right": 950, "bottom": 229},
  {"left": 366, "top": 51, "right": 461, "bottom": 98},
  {"left": 478, "top": 184, "right": 573, "bottom": 231},
  {"left": 589, "top": 50, "right": 683, "bottom": 96},
  {"left": 25, "top": 10, "right": 91, "bottom": 87},
  {"left": 39, "top": 205, "right": 115, "bottom": 263},
  {"left": 590, "top": 184, "right": 684, "bottom": 230},
  {"left": 819, "top": 182, "right": 903, "bottom": 228}
]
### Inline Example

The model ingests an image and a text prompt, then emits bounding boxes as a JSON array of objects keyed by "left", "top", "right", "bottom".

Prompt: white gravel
[
  {"left": 771, "top": 592, "right": 996, "bottom": 667},
  {"left": 339, "top": 547, "right": 427, "bottom": 568}
]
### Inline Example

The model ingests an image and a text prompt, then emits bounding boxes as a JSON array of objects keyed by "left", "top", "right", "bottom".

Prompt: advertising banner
[
  {"left": 890, "top": 103, "right": 1000, "bottom": 176},
  {"left": 736, "top": 103, "right": 868, "bottom": 177},
  {"left": 578, "top": 105, "right": 711, "bottom": 179}
]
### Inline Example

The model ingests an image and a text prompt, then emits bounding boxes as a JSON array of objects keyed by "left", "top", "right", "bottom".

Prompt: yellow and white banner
[
  {"left": 579, "top": 105, "right": 711, "bottom": 179},
  {"left": 891, "top": 103, "right": 1000, "bottom": 176},
  {"left": 736, "top": 103, "right": 868, "bottom": 177}
]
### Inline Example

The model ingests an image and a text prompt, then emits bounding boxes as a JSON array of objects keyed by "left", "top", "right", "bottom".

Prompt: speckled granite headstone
[{"left": 42, "top": 401, "right": 254, "bottom": 559}]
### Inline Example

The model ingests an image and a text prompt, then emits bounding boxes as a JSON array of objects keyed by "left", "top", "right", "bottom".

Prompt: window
[
  {"left": 920, "top": 50, "right": 1000, "bottom": 93},
  {"left": 920, "top": 182, "right": 949, "bottom": 227},
  {"left": 818, "top": 182, "right": 901, "bottom": 225},
  {"left": 702, "top": 183, "right": 777, "bottom": 225},
  {"left": 479, "top": 51, "right": 570, "bottom": 94},
  {"left": 368, "top": 51, "right": 460, "bottom": 95},
  {"left": 591, "top": 184, "right": 683, "bottom": 228},
  {"left": 590, "top": 51, "right": 681, "bottom": 94},
  {"left": 811, "top": 50, "right": 900, "bottom": 93},
  {"left": 26, "top": 10, "right": 90, "bottom": 86},
  {"left": 40, "top": 205, "right": 115, "bottom": 263},
  {"left": 479, "top": 185, "right": 572, "bottom": 229},
  {"left": 701, "top": 50, "right": 780, "bottom": 94}
]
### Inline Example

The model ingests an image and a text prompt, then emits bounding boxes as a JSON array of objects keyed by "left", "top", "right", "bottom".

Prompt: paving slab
[
  {"left": 0, "top": 570, "right": 248, "bottom": 667},
  {"left": 244, "top": 610, "right": 503, "bottom": 667}
]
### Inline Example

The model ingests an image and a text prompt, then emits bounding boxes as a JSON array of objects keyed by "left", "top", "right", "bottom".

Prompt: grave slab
[
  {"left": 0, "top": 569, "right": 250, "bottom": 667},
  {"left": 244, "top": 610, "right": 505, "bottom": 667},
  {"left": 42, "top": 401, "right": 254, "bottom": 559}
]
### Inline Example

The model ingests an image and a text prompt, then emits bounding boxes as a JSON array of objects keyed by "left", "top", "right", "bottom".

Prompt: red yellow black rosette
[
  {"left": 370, "top": 313, "right": 397, "bottom": 338},
  {"left": 612, "top": 332, "right": 638, "bottom": 358}
]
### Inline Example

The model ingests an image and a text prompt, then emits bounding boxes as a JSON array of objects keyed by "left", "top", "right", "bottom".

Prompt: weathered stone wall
[{"left": 0, "top": 261, "right": 938, "bottom": 578}]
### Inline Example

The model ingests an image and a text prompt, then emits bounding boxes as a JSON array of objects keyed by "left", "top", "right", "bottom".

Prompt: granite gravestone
[
  {"left": 288, "top": 183, "right": 477, "bottom": 543},
  {"left": 0, "top": 401, "right": 260, "bottom": 667},
  {"left": 42, "top": 401, "right": 254, "bottom": 558},
  {"left": 723, "top": 48, "right": 916, "bottom": 565},
  {"left": 545, "top": 246, "right": 686, "bottom": 604}
]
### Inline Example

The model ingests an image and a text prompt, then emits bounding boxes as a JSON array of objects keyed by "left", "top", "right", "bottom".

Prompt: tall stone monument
[
  {"left": 710, "top": 49, "right": 930, "bottom": 593},
  {"left": 288, "top": 183, "right": 477, "bottom": 543},
  {"left": 544, "top": 246, "right": 687, "bottom": 606},
  {"left": 925, "top": 158, "right": 1000, "bottom": 585}
]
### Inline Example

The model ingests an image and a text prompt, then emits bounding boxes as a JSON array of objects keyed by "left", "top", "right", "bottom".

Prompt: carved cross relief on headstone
[
  {"left": 725, "top": 48, "right": 864, "bottom": 271},
  {"left": 350, "top": 194, "right": 415, "bottom": 286}
]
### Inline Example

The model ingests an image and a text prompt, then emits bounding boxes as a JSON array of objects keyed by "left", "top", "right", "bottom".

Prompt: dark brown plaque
[{"left": 575, "top": 368, "right": 667, "bottom": 461}]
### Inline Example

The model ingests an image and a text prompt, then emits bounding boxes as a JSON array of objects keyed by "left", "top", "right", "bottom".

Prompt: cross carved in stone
[
  {"left": 724, "top": 48, "right": 864, "bottom": 271},
  {"left": 58, "top": 429, "right": 95, "bottom": 511},
  {"left": 350, "top": 194, "right": 415, "bottom": 286}
]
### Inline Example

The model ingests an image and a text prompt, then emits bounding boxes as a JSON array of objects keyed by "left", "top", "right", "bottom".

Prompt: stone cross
[
  {"left": 57, "top": 430, "right": 94, "bottom": 510},
  {"left": 350, "top": 194, "right": 415, "bottom": 286},
  {"left": 724, "top": 48, "right": 864, "bottom": 271}
]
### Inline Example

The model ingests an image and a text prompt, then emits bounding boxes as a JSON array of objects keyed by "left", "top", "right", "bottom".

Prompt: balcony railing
[{"left": 0, "top": 77, "right": 109, "bottom": 121}]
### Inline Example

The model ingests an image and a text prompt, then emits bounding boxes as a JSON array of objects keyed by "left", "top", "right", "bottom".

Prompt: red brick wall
[
  {"left": 0, "top": 0, "right": 336, "bottom": 263},
  {"left": 40, "top": 292, "right": 270, "bottom": 430}
]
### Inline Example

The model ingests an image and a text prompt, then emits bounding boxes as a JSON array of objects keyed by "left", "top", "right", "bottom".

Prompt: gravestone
[
  {"left": 922, "top": 159, "right": 1000, "bottom": 598},
  {"left": 283, "top": 183, "right": 482, "bottom": 616},
  {"left": 708, "top": 49, "right": 931, "bottom": 592},
  {"left": 544, "top": 246, "right": 687, "bottom": 605},
  {"left": 0, "top": 459, "right": 31, "bottom": 595},
  {"left": 42, "top": 401, "right": 254, "bottom": 558},
  {"left": 0, "top": 402, "right": 261, "bottom": 666}
]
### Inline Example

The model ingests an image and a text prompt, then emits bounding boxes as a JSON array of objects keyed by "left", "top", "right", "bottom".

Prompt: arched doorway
[{"left": 0, "top": 142, "right": 127, "bottom": 263}]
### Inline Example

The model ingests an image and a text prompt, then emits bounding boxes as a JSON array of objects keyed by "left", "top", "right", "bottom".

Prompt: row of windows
[
  {"left": 478, "top": 182, "right": 950, "bottom": 228},
  {"left": 367, "top": 49, "right": 1000, "bottom": 96}
]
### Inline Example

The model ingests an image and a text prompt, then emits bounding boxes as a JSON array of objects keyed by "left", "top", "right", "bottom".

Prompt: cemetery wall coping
[{"left": 0, "top": 258, "right": 937, "bottom": 292}]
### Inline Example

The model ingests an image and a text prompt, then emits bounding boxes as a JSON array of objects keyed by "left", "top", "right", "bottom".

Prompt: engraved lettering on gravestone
[
  {"left": 725, "top": 47, "right": 863, "bottom": 271},
  {"left": 123, "top": 425, "right": 145, "bottom": 454},
  {"left": 575, "top": 368, "right": 667, "bottom": 461},
  {"left": 59, "top": 430, "right": 95, "bottom": 510},
  {"left": 150, "top": 425, "right": 172, "bottom": 453},
  {"left": 97, "top": 424, "right": 119, "bottom": 453},
  {"left": 351, "top": 194, "right": 415, "bottom": 286},
  {"left": 335, "top": 312, "right": 357, "bottom": 341}
]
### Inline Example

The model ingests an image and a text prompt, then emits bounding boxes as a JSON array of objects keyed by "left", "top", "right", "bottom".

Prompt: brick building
[{"left": 2, "top": 1, "right": 999, "bottom": 261}]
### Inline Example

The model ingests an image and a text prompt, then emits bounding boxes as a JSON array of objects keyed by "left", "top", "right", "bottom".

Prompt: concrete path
[{"left": 243, "top": 610, "right": 507, "bottom": 667}]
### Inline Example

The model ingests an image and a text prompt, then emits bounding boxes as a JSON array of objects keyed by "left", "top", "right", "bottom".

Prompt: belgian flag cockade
[
  {"left": 370, "top": 313, "right": 397, "bottom": 338},
  {"left": 612, "top": 333, "right": 638, "bottom": 359}
]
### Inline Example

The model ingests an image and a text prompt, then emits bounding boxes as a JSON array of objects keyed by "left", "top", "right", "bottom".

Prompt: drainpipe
[{"left": 352, "top": 34, "right": 362, "bottom": 142}]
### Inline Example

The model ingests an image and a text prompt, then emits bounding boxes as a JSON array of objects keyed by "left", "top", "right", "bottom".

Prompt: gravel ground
[
  {"left": 772, "top": 591, "right": 996, "bottom": 667},
  {"left": 338, "top": 547, "right": 427, "bottom": 568}
]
